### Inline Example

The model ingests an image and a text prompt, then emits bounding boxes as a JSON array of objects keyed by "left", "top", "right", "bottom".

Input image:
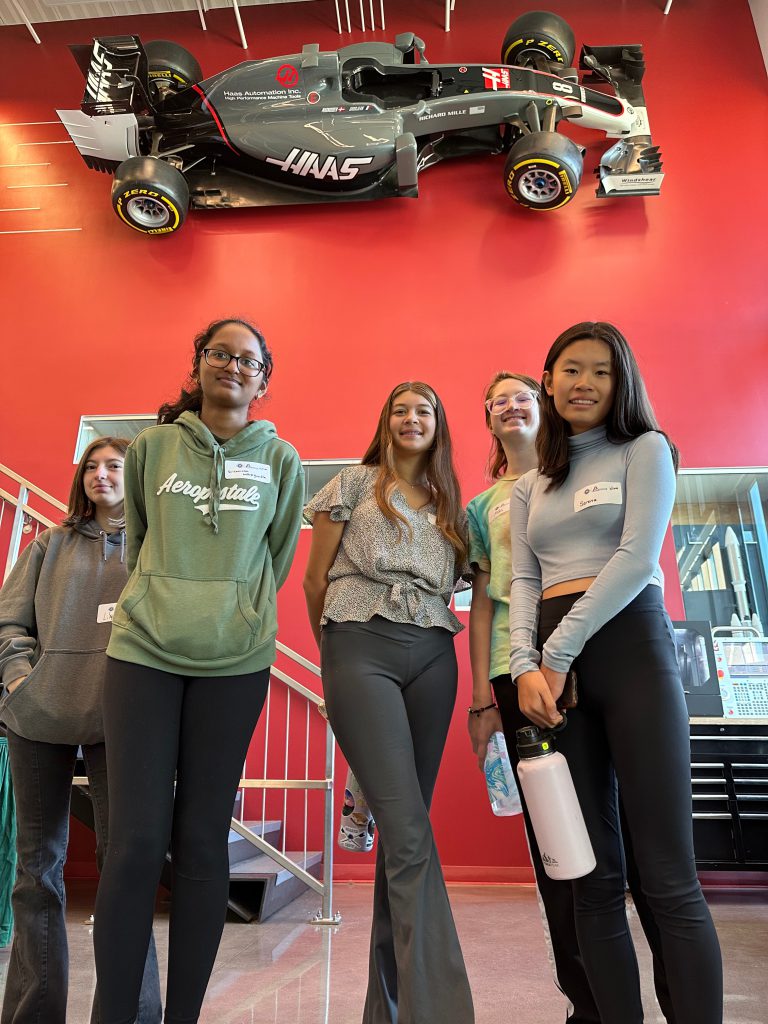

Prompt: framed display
[{"left": 671, "top": 621, "right": 724, "bottom": 717}]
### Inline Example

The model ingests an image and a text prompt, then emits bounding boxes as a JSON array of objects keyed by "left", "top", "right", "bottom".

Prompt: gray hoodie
[{"left": 0, "top": 520, "right": 127, "bottom": 744}]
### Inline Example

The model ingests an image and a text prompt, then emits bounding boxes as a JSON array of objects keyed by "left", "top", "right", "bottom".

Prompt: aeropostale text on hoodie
[{"left": 107, "top": 411, "right": 305, "bottom": 677}]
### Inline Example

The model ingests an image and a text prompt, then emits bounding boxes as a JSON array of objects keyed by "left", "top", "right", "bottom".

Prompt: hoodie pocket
[
  {"left": 118, "top": 574, "right": 262, "bottom": 663},
  {"left": 0, "top": 650, "right": 105, "bottom": 745}
]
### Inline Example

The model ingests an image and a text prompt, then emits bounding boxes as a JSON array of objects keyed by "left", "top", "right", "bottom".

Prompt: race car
[{"left": 56, "top": 10, "right": 663, "bottom": 235}]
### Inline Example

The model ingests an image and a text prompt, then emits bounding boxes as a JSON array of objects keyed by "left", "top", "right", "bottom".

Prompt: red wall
[{"left": 1, "top": 0, "right": 766, "bottom": 881}]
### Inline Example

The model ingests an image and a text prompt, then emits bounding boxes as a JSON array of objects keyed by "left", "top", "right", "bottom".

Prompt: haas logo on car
[
  {"left": 482, "top": 67, "right": 511, "bottom": 91},
  {"left": 86, "top": 40, "right": 130, "bottom": 102},
  {"left": 266, "top": 147, "right": 374, "bottom": 181}
]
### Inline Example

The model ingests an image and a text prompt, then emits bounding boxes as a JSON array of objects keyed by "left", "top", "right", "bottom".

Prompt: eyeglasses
[
  {"left": 485, "top": 391, "right": 536, "bottom": 415},
  {"left": 203, "top": 348, "right": 266, "bottom": 378}
]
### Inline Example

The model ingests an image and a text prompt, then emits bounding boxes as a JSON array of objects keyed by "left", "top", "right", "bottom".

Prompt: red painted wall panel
[{"left": 0, "top": 0, "right": 766, "bottom": 880}]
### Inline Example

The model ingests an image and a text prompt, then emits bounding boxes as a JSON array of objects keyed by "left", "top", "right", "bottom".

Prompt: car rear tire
[
  {"left": 144, "top": 40, "right": 202, "bottom": 102},
  {"left": 503, "top": 131, "right": 582, "bottom": 211},
  {"left": 112, "top": 157, "right": 189, "bottom": 235},
  {"left": 501, "top": 11, "right": 575, "bottom": 67}
]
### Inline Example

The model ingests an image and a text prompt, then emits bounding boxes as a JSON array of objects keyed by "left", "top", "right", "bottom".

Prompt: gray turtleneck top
[{"left": 509, "top": 425, "right": 676, "bottom": 680}]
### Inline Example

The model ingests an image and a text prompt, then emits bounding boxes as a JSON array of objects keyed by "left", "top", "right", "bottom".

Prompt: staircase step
[
  {"left": 228, "top": 820, "right": 282, "bottom": 866},
  {"left": 229, "top": 850, "right": 322, "bottom": 884},
  {"left": 227, "top": 851, "right": 323, "bottom": 923}
]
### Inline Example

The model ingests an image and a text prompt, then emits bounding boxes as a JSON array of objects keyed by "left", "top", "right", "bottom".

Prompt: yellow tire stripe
[
  {"left": 502, "top": 38, "right": 523, "bottom": 63},
  {"left": 513, "top": 158, "right": 561, "bottom": 171},
  {"left": 115, "top": 192, "right": 181, "bottom": 234}
]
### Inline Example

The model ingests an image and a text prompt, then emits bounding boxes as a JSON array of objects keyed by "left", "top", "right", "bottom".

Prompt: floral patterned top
[{"left": 304, "top": 465, "right": 469, "bottom": 634}]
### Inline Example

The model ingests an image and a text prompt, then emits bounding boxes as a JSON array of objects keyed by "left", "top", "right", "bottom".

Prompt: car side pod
[{"left": 396, "top": 132, "right": 418, "bottom": 196}]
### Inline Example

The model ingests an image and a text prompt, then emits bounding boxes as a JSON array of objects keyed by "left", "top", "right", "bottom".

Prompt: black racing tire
[
  {"left": 111, "top": 157, "right": 189, "bottom": 235},
  {"left": 501, "top": 11, "right": 575, "bottom": 68},
  {"left": 503, "top": 131, "right": 582, "bottom": 211},
  {"left": 144, "top": 39, "right": 202, "bottom": 102}
]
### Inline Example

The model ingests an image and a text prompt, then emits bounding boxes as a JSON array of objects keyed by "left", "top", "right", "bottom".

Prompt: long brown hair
[
  {"left": 157, "top": 318, "right": 274, "bottom": 425},
  {"left": 483, "top": 371, "right": 540, "bottom": 479},
  {"left": 537, "top": 321, "right": 679, "bottom": 489},
  {"left": 361, "top": 381, "right": 467, "bottom": 562},
  {"left": 62, "top": 437, "right": 130, "bottom": 527}
]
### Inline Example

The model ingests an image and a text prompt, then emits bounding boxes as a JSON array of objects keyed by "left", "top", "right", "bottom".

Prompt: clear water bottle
[
  {"left": 338, "top": 767, "right": 376, "bottom": 852},
  {"left": 515, "top": 720, "right": 596, "bottom": 880},
  {"left": 484, "top": 731, "right": 523, "bottom": 816}
]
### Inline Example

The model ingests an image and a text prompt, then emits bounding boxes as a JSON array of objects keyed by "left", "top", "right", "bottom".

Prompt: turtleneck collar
[{"left": 567, "top": 423, "right": 609, "bottom": 458}]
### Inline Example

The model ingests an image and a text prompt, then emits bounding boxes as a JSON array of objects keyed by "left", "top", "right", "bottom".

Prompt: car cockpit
[{"left": 341, "top": 60, "right": 442, "bottom": 108}]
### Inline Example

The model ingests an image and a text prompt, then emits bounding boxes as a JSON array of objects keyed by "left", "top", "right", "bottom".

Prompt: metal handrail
[
  {"left": 0, "top": 464, "right": 67, "bottom": 582},
  {"left": 0, "top": 464, "right": 68, "bottom": 509},
  {"left": 1, "top": 461, "right": 339, "bottom": 924}
]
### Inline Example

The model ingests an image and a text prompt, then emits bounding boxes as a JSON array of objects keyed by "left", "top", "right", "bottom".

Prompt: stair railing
[
  {"left": 0, "top": 462, "right": 339, "bottom": 925},
  {"left": 233, "top": 643, "right": 339, "bottom": 924},
  {"left": 0, "top": 464, "right": 66, "bottom": 582}
]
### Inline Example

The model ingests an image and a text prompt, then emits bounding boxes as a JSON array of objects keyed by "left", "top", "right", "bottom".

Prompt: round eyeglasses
[
  {"left": 485, "top": 391, "right": 536, "bottom": 415},
  {"left": 203, "top": 348, "right": 265, "bottom": 378}
]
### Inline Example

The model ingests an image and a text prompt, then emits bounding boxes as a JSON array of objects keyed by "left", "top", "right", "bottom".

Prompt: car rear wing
[
  {"left": 579, "top": 43, "right": 664, "bottom": 199},
  {"left": 56, "top": 36, "right": 152, "bottom": 173},
  {"left": 69, "top": 36, "right": 152, "bottom": 117}
]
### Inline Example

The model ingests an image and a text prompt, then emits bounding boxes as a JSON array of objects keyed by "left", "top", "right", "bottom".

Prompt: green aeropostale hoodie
[{"left": 107, "top": 412, "right": 304, "bottom": 677}]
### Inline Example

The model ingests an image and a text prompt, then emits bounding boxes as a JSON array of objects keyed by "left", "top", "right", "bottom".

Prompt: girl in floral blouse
[{"left": 304, "top": 381, "right": 474, "bottom": 1024}]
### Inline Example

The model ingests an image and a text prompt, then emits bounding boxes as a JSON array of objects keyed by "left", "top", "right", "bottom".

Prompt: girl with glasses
[
  {"left": 510, "top": 322, "right": 723, "bottom": 1024},
  {"left": 303, "top": 382, "right": 474, "bottom": 1024},
  {"left": 0, "top": 438, "right": 161, "bottom": 1024},
  {"left": 92, "top": 319, "right": 304, "bottom": 1024},
  {"left": 467, "top": 372, "right": 674, "bottom": 1024}
]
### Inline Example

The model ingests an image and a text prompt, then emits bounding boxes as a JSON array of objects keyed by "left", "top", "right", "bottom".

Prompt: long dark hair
[
  {"left": 361, "top": 381, "right": 467, "bottom": 562},
  {"left": 62, "top": 437, "right": 130, "bottom": 527},
  {"left": 537, "top": 322, "right": 679, "bottom": 489},
  {"left": 157, "top": 318, "right": 273, "bottom": 425},
  {"left": 483, "top": 371, "right": 541, "bottom": 480}
]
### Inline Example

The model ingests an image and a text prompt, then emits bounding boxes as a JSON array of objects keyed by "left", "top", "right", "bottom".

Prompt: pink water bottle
[{"left": 515, "top": 720, "right": 596, "bottom": 880}]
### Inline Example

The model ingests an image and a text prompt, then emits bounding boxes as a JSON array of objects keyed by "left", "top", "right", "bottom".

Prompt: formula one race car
[{"left": 57, "top": 10, "right": 663, "bottom": 235}]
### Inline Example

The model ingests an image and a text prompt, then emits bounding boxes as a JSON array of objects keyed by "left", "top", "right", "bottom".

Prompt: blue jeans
[{"left": 1, "top": 730, "right": 162, "bottom": 1024}]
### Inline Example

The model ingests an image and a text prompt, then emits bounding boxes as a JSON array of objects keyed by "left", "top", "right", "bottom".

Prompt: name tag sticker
[
  {"left": 574, "top": 482, "right": 623, "bottom": 513},
  {"left": 488, "top": 499, "right": 510, "bottom": 525},
  {"left": 97, "top": 603, "right": 116, "bottom": 623},
  {"left": 225, "top": 460, "right": 271, "bottom": 483},
  {"left": 427, "top": 513, "right": 437, "bottom": 525}
]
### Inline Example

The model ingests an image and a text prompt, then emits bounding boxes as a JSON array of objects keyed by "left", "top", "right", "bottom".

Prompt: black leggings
[
  {"left": 539, "top": 586, "right": 722, "bottom": 1024},
  {"left": 93, "top": 659, "right": 269, "bottom": 1024},
  {"left": 493, "top": 676, "right": 675, "bottom": 1024}
]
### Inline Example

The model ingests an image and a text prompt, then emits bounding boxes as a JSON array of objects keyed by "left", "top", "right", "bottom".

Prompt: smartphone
[{"left": 557, "top": 667, "right": 578, "bottom": 710}]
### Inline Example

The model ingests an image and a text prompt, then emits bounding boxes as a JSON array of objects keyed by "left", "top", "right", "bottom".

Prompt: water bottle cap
[{"left": 516, "top": 715, "right": 567, "bottom": 759}]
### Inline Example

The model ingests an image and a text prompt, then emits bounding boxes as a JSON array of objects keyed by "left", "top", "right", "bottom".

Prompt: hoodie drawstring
[
  {"left": 204, "top": 444, "right": 227, "bottom": 534},
  {"left": 99, "top": 529, "right": 126, "bottom": 563}
]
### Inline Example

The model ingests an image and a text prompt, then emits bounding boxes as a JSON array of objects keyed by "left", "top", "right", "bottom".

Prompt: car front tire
[
  {"left": 503, "top": 131, "right": 583, "bottom": 211},
  {"left": 501, "top": 11, "right": 576, "bottom": 67}
]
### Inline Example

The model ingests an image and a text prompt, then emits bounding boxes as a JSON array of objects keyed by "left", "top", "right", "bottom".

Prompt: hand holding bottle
[
  {"left": 468, "top": 704, "right": 503, "bottom": 770},
  {"left": 517, "top": 670, "right": 563, "bottom": 729}
]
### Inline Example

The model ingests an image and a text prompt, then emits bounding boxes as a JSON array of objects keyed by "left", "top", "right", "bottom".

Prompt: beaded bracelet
[{"left": 467, "top": 701, "right": 498, "bottom": 716}]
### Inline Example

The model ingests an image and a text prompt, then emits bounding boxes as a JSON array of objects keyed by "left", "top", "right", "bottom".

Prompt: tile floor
[{"left": 0, "top": 881, "right": 765, "bottom": 1023}]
